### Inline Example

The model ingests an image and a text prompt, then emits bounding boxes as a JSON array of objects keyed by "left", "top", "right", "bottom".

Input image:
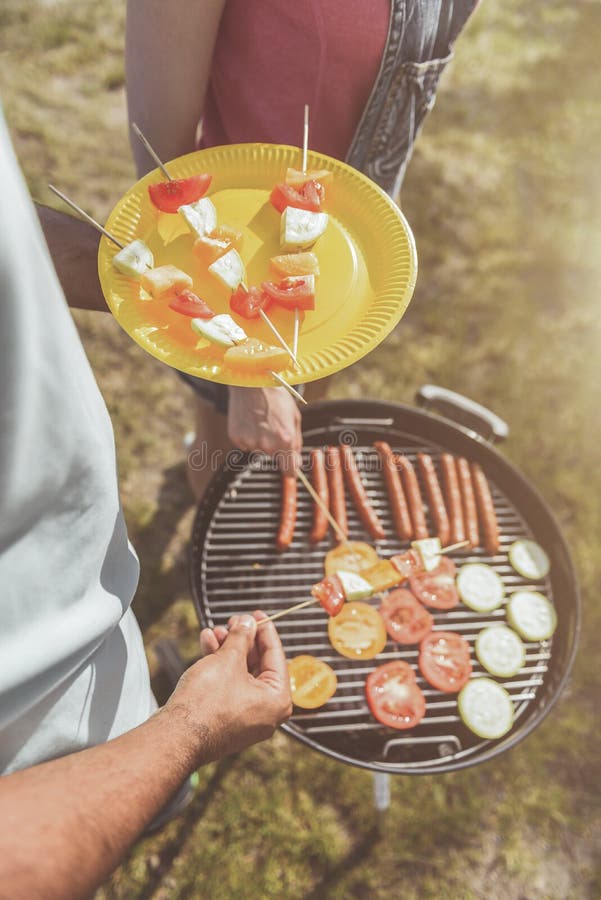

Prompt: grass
[{"left": 1, "top": 0, "right": 600, "bottom": 896}]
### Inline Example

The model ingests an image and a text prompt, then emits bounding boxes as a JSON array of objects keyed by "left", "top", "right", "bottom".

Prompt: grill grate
[{"left": 191, "top": 404, "right": 578, "bottom": 774}]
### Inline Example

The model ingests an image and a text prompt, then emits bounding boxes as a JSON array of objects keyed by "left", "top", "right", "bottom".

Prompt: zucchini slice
[
  {"left": 475, "top": 626, "right": 525, "bottom": 677},
  {"left": 456, "top": 563, "right": 505, "bottom": 612},
  {"left": 458, "top": 678, "right": 514, "bottom": 740},
  {"left": 507, "top": 591, "right": 557, "bottom": 642},
  {"left": 508, "top": 539, "right": 550, "bottom": 580}
]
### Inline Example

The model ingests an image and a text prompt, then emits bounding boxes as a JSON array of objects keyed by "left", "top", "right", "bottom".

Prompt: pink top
[{"left": 200, "top": 0, "right": 390, "bottom": 159}]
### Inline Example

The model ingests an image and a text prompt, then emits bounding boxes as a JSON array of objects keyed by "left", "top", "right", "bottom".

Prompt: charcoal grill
[{"left": 189, "top": 389, "right": 580, "bottom": 775}]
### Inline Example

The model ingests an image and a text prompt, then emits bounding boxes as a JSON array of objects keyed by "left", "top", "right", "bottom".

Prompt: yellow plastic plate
[{"left": 98, "top": 143, "right": 417, "bottom": 386}]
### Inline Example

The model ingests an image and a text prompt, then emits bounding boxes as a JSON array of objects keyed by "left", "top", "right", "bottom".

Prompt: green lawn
[{"left": 1, "top": 1, "right": 600, "bottom": 897}]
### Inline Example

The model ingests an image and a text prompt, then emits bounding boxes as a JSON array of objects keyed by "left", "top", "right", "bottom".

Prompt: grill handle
[{"left": 416, "top": 385, "right": 509, "bottom": 443}]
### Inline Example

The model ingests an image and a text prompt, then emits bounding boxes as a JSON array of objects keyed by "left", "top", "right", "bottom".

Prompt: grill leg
[{"left": 373, "top": 772, "right": 391, "bottom": 811}]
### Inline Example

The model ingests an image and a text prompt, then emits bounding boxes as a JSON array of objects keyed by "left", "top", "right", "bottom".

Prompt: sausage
[
  {"left": 373, "top": 442, "right": 412, "bottom": 540},
  {"left": 440, "top": 453, "right": 466, "bottom": 546},
  {"left": 276, "top": 473, "right": 297, "bottom": 552},
  {"left": 341, "top": 444, "right": 386, "bottom": 540},
  {"left": 325, "top": 446, "right": 348, "bottom": 542},
  {"left": 393, "top": 453, "right": 428, "bottom": 540},
  {"left": 309, "top": 448, "right": 330, "bottom": 544},
  {"left": 470, "top": 462, "right": 500, "bottom": 555},
  {"left": 456, "top": 457, "right": 480, "bottom": 549},
  {"left": 416, "top": 453, "right": 451, "bottom": 547}
]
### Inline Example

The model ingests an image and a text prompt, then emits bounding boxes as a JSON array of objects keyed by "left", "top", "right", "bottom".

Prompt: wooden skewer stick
[
  {"left": 259, "top": 597, "right": 317, "bottom": 624},
  {"left": 302, "top": 103, "right": 309, "bottom": 173},
  {"left": 270, "top": 371, "right": 306, "bottom": 404},
  {"left": 48, "top": 185, "right": 125, "bottom": 249},
  {"left": 441, "top": 540, "right": 470, "bottom": 554},
  {"left": 293, "top": 104, "right": 311, "bottom": 359},
  {"left": 296, "top": 465, "right": 347, "bottom": 543},
  {"left": 227, "top": 333, "right": 305, "bottom": 404},
  {"left": 259, "top": 309, "right": 300, "bottom": 370},
  {"left": 131, "top": 122, "right": 172, "bottom": 181}
]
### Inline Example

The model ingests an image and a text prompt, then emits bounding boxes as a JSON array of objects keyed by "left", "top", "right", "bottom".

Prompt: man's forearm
[
  {"left": 36, "top": 204, "right": 108, "bottom": 312},
  {"left": 0, "top": 704, "right": 205, "bottom": 900}
]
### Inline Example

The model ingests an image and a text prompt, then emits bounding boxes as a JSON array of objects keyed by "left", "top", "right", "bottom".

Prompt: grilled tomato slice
[
  {"left": 311, "top": 575, "right": 345, "bottom": 617},
  {"left": 409, "top": 557, "right": 459, "bottom": 610},
  {"left": 366, "top": 661, "right": 426, "bottom": 730},
  {"left": 380, "top": 589, "right": 434, "bottom": 645},
  {"left": 327, "top": 601, "right": 387, "bottom": 660},
  {"left": 419, "top": 631, "right": 472, "bottom": 693},
  {"left": 288, "top": 655, "right": 337, "bottom": 709},
  {"left": 324, "top": 541, "right": 378, "bottom": 576}
]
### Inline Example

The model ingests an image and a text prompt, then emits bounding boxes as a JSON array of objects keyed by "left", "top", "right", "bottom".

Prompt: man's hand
[
  {"left": 227, "top": 386, "right": 302, "bottom": 472},
  {"left": 0, "top": 612, "right": 290, "bottom": 900},
  {"left": 168, "top": 612, "right": 292, "bottom": 764}
]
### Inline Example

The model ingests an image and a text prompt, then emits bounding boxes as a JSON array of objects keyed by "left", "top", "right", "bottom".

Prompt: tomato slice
[
  {"left": 288, "top": 655, "right": 337, "bottom": 709},
  {"left": 302, "top": 180, "right": 325, "bottom": 207},
  {"left": 409, "top": 557, "right": 459, "bottom": 609},
  {"left": 262, "top": 277, "right": 315, "bottom": 311},
  {"left": 148, "top": 174, "right": 212, "bottom": 213},
  {"left": 379, "top": 589, "right": 434, "bottom": 644},
  {"left": 269, "top": 180, "right": 323, "bottom": 213},
  {"left": 327, "top": 601, "right": 387, "bottom": 660},
  {"left": 270, "top": 252, "right": 320, "bottom": 278},
  {"left": 230, "top": 285, "right": 272, "bottom": 319},
  {"left": 362, "top": 560, "right": 403, "bottom": 593},
  {"left": 366, "top": 661, "right": 426, "bottom": 730},
  {"left": 390, "top": 549, "right": 422, "bottom": 581},
  {"left": 419, "top": 631, "right": 472, "bottom": 693},
  {"left": 311, "top": 575, "right": 345, "bottom": 617},
  {"left": 324, "top": 542, "right": 379, "bottom": 576},
  {"left": 223, "top": 338, "right": 289, "bottom": 372},
  {"left": 168, "top": 289, "right": 214, "bottom": 319}
]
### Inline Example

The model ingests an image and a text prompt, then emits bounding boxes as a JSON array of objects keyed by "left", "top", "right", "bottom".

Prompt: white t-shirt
[{"left": 0, "top": 110, "right": 156, "bottom": 775}]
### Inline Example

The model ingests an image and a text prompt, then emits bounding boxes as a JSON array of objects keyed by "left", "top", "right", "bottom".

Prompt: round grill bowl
[{"left": 189, "top": 399, "right": 580, "bottom": 774}]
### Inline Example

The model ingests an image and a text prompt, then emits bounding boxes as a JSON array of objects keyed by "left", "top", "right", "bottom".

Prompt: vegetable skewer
[
  {"left": 133, "top": 124, "right": 300, "bottom": 370},
  {"left": 49, "top": 185, "right": 306, "bottom": 404},
  {"left": 260, "top": 538, "right": 470, "bottom": 624}
]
